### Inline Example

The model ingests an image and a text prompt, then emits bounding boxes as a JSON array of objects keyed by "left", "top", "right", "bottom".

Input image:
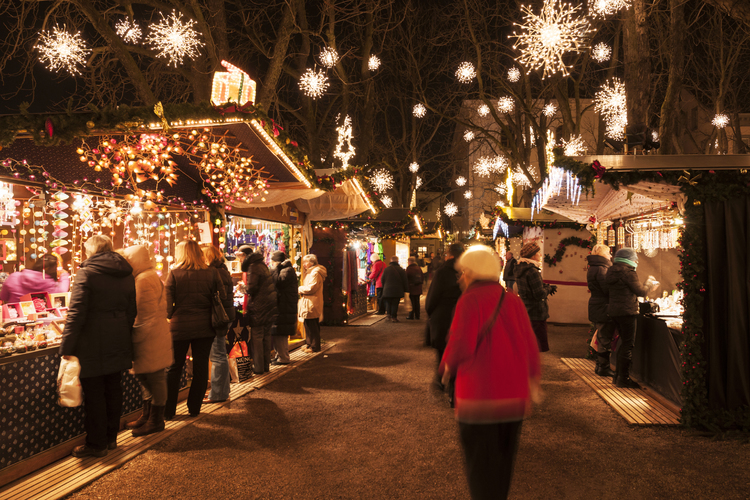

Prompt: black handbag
[{"left": 212, "top": 290, "right": 231, "bottom": 330}]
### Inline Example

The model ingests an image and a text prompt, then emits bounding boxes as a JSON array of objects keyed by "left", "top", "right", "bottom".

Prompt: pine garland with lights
[
  {"left": 544, "top": 235, "right": 596, "bottom": 266},
  {"left": 490, "top": 205, "right": 589, "bottom": 231}
]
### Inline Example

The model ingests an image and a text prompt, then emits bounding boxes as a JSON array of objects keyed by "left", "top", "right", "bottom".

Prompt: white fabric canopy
[{"left": 230, "top": 182, "right": 324, "bottom": 209}]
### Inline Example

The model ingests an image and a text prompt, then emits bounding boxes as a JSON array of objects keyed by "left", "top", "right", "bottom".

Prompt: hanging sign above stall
[{"left": 211, "top": 60, "right": 256, "bottom": 106}]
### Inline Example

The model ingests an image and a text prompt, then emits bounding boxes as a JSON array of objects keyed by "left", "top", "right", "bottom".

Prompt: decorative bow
[
  {"left": 592, "top": 160, "right": 605, "bottom": 179},
  {"left": 214, "top": 102, "right": 255, "bottom": 115},
  {"left": 153, "top": 102, "right": 170, "bottom": 132},
  {"left": 678, "top": 170, "right": 702, "bottom": 186}
]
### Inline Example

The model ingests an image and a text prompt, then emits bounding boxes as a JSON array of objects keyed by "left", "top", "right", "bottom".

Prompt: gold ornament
[
  {"left": 86, "top": 121, "right": 95, "bottom": 128},
  {"left": 153, "top": 102, "right": 170, "bottom": 132}
]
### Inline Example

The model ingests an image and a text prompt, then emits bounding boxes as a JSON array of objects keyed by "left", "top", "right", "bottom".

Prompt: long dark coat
[
  {"left": 605, "top": 261, "right": 649, "bottom": 317},
  {"left": 586, "top": 254, "right": 611, "bottom": 323},
  {"left": 271, "top": 259, "right": 298, "bottom": 336},
  {"left": 515, "top": 260, "right": 550, "bottom": 321},
  {"left": 406, "top": 263, "right": 424, "bottom": 295},
  {"left": 381, "top": 261, "right": 408, "bottom": 298},
  {"left": 166, "top": 267, "right": 220, "bottom": 341},
  {"left": 242, "top": 252, "right": 278, "bottom": 326},
  {"left": 59, "top": 252, "right": 136, "bottom": 379},
  {"left": 425, "top": 258, "right": 461, "bottom": 351}
]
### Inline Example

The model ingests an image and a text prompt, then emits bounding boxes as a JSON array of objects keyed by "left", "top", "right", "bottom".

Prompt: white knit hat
[{"left": 456, "top": 245, "right": 501, "bottom": 281}]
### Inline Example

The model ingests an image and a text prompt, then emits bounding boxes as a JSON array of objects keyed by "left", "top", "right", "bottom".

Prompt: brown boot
[
  {"left": 126, "top": 399, "right": 151, "bottom": 430},
  {"left": 132, "top": 405, "right": 165, "bottom": 437}
]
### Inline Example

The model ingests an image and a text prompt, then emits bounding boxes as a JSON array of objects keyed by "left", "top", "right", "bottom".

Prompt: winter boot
[
  {"left": 615, "top": 359, "right": 640, "bottom": 389},
  {"left": 132, "top": 405, "right": 166, "bottom": 437},
  {"left": 126, "top": 399, "right": 151, "bottom": 430},
  {"left": 595, "top": 353, "right": 614, "bottom": 377}
]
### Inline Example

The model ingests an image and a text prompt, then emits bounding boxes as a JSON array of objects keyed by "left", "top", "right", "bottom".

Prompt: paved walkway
[{"left": 65, "top": 310, "right": 749, "bottom": 499}]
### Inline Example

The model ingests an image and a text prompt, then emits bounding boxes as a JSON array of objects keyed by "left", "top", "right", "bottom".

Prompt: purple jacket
[{"left": 0, "top": 269, "right": 70, "bottom": 304}]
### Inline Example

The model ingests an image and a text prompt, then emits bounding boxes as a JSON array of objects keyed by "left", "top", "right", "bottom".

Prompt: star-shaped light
[
  {"left": 497, "top": 96, "right": 515, "bottom": 113},
  {"left": 444, "top": 202, "right": 458, "bottom": 217},
  {"left": 592, "top": 42, "right": 612, "bottom": 63},
  {"left": 562, "top": 135, "right": 587, "bottom": 156},
  {"left": 712, "top": 114, "right": 730, "bottom": 129},
  {"left": 507, "top": 67, "right": 521, "bottom": 82},
  {"left": 464, "top": 130, "right": 475, "bottom": 142},
  {"left": 455, "top": 176, "right": 467, "bottom": 186},
  {"left": 333, "top": 115, "right": 356, "bottom": 169},
  {"left": 370, "top": 168, "right": 394, "bottom": 192},
  {"left": 464, "top": 190, "right": 473, "bottom": 199},
  {"left": 589, "top": 0, "right": 632, "bottom": 18},
  {"left": 413, "top": 103, "right": 427, "bottom": 118},
  {"left": 36, "top": 25, "right": 91, "bottom": 75},
  {"left": 146, "top": 10, "right": 205, "bottom": 67},
  {"left": 510, "top": 0, "right": 593, "bottom": 79},
  {"left": 319, "top": 47, "right": 339, "bottom": 68},
  {"left": 116, "top": 18, "right": 142, "bottom": 44},
  {"left": 456, "top": 62, "right": 477, "bottom": 83},
  {"left": 478, "top": 104, "right": 490, "bottom": 117},
  {"left": 595, "top": 77, "right": 627, "bottom": 140},
  {"left": 409, "top": 162, "right": 420, "bottom": 173},
  {"left": 299, "top": 68, "right": 329, "bottom": 99},
  {"left": 543, "top": 103, "right": 557, "bottom": 117},
  {"left": 368, "top": 55, "right": 381, "bottom": 71},
  {"left": 416, "top": 176, "right": 423, "bottom": 189},
  {"left": 380, "top": 195, "right": 393, "bottom": 208},
  {"left": 473, "top": 156, "right": 509, "bottom": 177}
]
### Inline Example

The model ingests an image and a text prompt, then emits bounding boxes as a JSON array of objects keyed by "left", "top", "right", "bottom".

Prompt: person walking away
[
  {"left": 119, "top": 245, "right": 173, "bottom": 436},
  {"left": 60, "top": 235, "right": 136, "bottom": 457},
  {"left": 368, "top": 253, "right": 386, "bottom": 315},
  {"left": 202, "top": 245, "right": 236, "bottom": 403},
  {"left": 0, "top": 253, "right": 70, "bottom": 303},
  {"left": 424, "top": 252, "right": 434, "bottom": 291},
  {"left": 242, "top": 251, "right": 278, "bottom": 373},
  {"left": 514, "top": 243, "right": 553, "bottom": 352},
  {"left": 426, "top": 243, "right": 465, "bottom": 363},
  {"left": 406, "top": 256, "right": 424, "bottom": 320},
  {"left": 381, "top": 256, "right": 409, "bottom": 322},
  {"left": 164, "top": 240, "right": 222, "bottom": 419},
  {"left": 298, "top": 254, "right": 327, "bottom": 353},
  {"left": 502, "top": 251, "right": 517, "bottom": 293},
  {"left": 586, "top": 244, "right": 614, "bottom": 377},
  {"left": 604, "top": 248, "right": 657, "bottom": 388},
  {"left": 440, "top": 245, "right": 542, "bottom": 500},
  {"left": 269, "top": 251, "right": 298, "bottom": 365}
]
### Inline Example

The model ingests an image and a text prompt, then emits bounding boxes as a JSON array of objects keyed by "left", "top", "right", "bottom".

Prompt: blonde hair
[
  {"left": 175, "top": 240, "right": 208, "bottom": 270},
  {"left": 591, "top": 244, "right": 611, "bottom": 257},
  {"left": 302, "top": 254, "right": 318, "bottom": 266},
  {"left": 202, "top": 245, "right": 224, "bottom": 266},
  {"left": 84, "top": 235, "right": 114, "bottom": 257}
]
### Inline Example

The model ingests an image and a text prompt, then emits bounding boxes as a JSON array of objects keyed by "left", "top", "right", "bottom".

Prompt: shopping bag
[
  {"left": 228, "top": 340, "right": 248, "bottom": 359},
  {"left": 57, "top": 356, "right": 83, "bottom": 407},
  {"left": 590, "top": 329, "right": 599, "bottom": 350},
  {"left": 229, "top": 341, "right": 253, "bottom": 381}
]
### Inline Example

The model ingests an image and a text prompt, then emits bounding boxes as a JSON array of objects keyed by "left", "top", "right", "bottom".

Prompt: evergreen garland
[{"left": 544, "top": 235, "right": 596, "bottom": 267}]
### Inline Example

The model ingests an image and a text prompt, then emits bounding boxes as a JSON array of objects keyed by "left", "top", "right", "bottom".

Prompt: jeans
[
  {"left": 376, "top": 287, "right": 385, "bottom": 314},
  {"left": 303, "top": 318, "right": 321, "bottom": 352},
  {"left": 408, "top": 294, "right": 421, "bottom": 319},
  {"left": 166, "top": 336, "right": 214, "bottom": 418},
  {"left": 384, "top": 297, "right": 401, "bottom": 319},
  {"left": 505, "top": 279, "right": 515, "bottom": 293},
  {"left": 80, "top": 371, "right": 123, "bottom": 450},
  {"left": 272, "top": 334, "right": 290, "bottom": 363},
  {"left": 135, "top": 369, "right": 168, "bottom": 406},
  {"left": 207, "top": 335, "right": 230, "bottom": 401},
  {"left": 459, "top": 420, "right": 523, "bottom": 500},
  {"left": 251, "top": 323, "right": 273, "bottom": 373}
]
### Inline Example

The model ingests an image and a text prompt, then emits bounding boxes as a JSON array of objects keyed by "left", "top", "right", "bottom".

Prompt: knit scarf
[
  {"left": 518, "top": 257, "right": 541, "bottom": 268},
  {"left": 614, "top": 257, "right": 638, "bottom": 269}
]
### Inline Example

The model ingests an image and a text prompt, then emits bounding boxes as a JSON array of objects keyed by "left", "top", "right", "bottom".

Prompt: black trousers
[
  {"left": 166, "top": 336, "right": 214, "bottom": 418},
  {"left": 408, "top": 294, "right": 420, "bottom": 318},
  {"left": 458, "top": 420, "right": 523, "bottom": 500},
  {"left": 376, "top": 287, "right": 385, "bottom": 314},
  {"left": 611, "top": 315, "right": 638, "bottom": 364},
  {"left": 80, "top": 371, "right": 123, "bottom": 450},
  {"left": 303, "top": 318, "right": 321, "bottom": 352},
  {"left": 384, "top": 297, "right": 400, "bottom": 318}
]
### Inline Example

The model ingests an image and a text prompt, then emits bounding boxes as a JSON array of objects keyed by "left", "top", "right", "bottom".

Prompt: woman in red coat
[
  {"left": 368, "top": 253, "right": 386, "bottom": 314},
  {"left": 440, "top": 245, "right": 542, "bottom": 500}
]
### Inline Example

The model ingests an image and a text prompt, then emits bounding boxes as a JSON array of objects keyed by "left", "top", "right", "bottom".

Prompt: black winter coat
[
  {"left": 425, "top": 259, "right": 461, "bottom": 351},
  {"left": 210, "top": 261, "right": 236, "bottom": 333},
  {"left": 605, "top": 261, "right": 649, "bottom": 317},
  {"left": 60, "top": 252, "right": 136, "bottom": 379},
  {"left": 166, "top": 267, "right": 220, "bottom": 341},
  {"left": 586, "top": 255, "right": 611, "bottom": 323},
  {"left": 381, "top": 262, "right": 408, "bottom": 298},
  {"left": 515, "top": 260, "right": 550, "bottom": 321},
  {"left": 406, "top": 263, "right": 424, "bottom": 295},
  {"left": 242, "top": 252, "right": 278, "bottom": 326},
  {"left": 271, "top": 260, "right": 298, "bottom": 336}
]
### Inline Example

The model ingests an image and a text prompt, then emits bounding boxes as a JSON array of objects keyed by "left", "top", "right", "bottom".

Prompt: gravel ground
[{"left": 67, "top": 308, "right": 750, "bottom": 500}]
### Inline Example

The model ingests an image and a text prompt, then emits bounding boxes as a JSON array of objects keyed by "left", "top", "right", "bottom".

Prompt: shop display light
[{"left": 146, "top": 10, "right": 204, "bottom": 67}]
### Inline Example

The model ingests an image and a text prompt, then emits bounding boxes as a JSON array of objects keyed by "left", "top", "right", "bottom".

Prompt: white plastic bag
[{"left": 57, "top": 356, "right": 83, "bottom": 407}]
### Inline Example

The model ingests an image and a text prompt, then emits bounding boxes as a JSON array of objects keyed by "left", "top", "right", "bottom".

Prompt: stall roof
[{"left": 575, "top": 154, "right": 750, "bottom": 171}]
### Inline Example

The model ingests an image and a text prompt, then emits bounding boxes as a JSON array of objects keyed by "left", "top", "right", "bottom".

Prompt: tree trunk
[
  {"left": 624, "top": 0, "right": 651, "bottom": 130},
  {"left": 659, "top": 0, "right": 685, "bottom": 155},
  {"left": 258, "top": 2, "right": 297, "bottom": 109}
]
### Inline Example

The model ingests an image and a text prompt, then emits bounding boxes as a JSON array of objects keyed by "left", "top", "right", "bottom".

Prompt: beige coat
[
  {"left": 298, "top": 264, "right": 328, "bottom": 321},
  {"left": 122, "top": 246, "right": 173, "bottom": 374}
]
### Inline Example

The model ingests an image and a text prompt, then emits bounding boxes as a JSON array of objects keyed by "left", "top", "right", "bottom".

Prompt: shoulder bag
[{"left": 211, "top": 268, "right": 231, "bottom": 331}]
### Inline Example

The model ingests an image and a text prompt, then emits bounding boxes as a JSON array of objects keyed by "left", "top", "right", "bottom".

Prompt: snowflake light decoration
[
  {"left": 456, "top": 62, "right": 477, "bottom": 83},
  {"left": 463, "top": 130, "right": 475, "bottom": 142},
  {"left": 592, "top": 42, "right": 612, "bottom": 63},
  {"left": 333, "top": 115, "right": 356, "bottom": 169},
  {"left": 444, "top": 202, "right": 458, "bottom": 217},
  {"left": 477, "top": 104, "right": 490, "bottom": 117},
  {"left": 464, "top": 190, "right": 473, "bottom": 199},
  {"left": 35, "top": 25, "right": 91, "bottom": 75},
  {"left": 368, "top": 55, "right": 381, "bottom": 71},
  {"left": 512, "top": 165, "right": 533, "bottom": 188},
  {"left": 369, "top": 168, "right": 394, "bottom": 192},
  {"left": 595, "top": 77, "right": 627, "bottom": 140},
  {"left": 497, "top": 96, "right": 515, "bottom": 113},
  {"left": 510, "top": 0, "right": 593, "bottom": 79},
  {"left": 319, "top": 47, "right": 339, "bottom": 68},
  {"left": 473, "top": 156, "right": 509, "bottom": 177},
  {"left": 409, "top": 162, "right": 420, "bottom": 173},
  {"left": 562, "top": 135, "right": 587, "bottom": 156},
  {"left": 116, "top": 19, "right": 142, "bottom": 44},
  {"left": 416, "top": 176, "right": 423, "bottom": 189},
  {"left": 494, "top": 184, "right": 507, "bottom": 194},
  {"left": 589, "top": 0, "right": 632, "bottom": 18},
  {"left": 146, "top": 10, "right": 205, "bottom": 67},
  {"left": 413, "top": 103, "right": 427, "bottom": 118},
  {"left": 299, "top": 68, "right": 329, "bottom": 99},
  {"left": 507, "top": 67, "right": 521, "bottom": 83},
  {"left": 380, "top": 196, "right": 393, "bottom": 208},
  {"left": 712, "top": 114, "right": 730, "bottom": 129},
  {"left": 543, "top": 103, "right": 557, "bottom": 117},
  {"left": 651, "top": 130, "right": 659, "bottom": 142},
  {"left": 455, "top": 176, "right": 467, "bottom": 186}
]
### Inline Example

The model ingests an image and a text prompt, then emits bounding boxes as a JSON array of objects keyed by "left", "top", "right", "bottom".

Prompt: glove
[{"left": 548, "top": 285, "right": 558, "bottom": 296}]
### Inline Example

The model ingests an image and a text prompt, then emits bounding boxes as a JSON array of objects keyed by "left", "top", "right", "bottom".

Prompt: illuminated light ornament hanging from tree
[
  {"left": 211, "top": 60, "right": 256, "bottom": 105},
  {"left": 416, "top": 176, "right": 423, "bottom": 189},
  {"left": 455, "top": 62, "right": 477, "bottom": 83},
  {"left": 368, "top": 55, "right": 381, "bottom": 71},
  {"left": 413, "top": 103, "right": 427, "bottom": 118},
  {"left": 507, "top": 67, "right": 521, "bottom": 82},
  {"left": 35, "top": 25, "right": 91, "bottom": 75},
  {"left": 510, "top": 0, "right": 593, "bottom": 79},
  {"left": 477, "top": 104, "right": 490, "bottom": 117},
  {"left": 512, "top": 165, "right": 533, "bottom": 188},
  {"left": 494, "top": 183, "right": 507, "bottom": 194},
  {"left": 444, "top": 202, "right": 458, "bottom": 217},
  {"left": 464, "top": 190, "right": 473, "bottom": 199},
  {"left": 497, "top": 96, "right": 515, "bottom": 113},
  {"left": 369, "top": 168, "right": 394, "bottom": 192},
  {"left": 712, "top": 113, "right": 730, "bottom": 129},
  {"left": 319, "top": 47, "right": 339, "bottom": 68},
  {"left": 333, "top": 115, "right": 356, "bottom": 169},
  {"left": 561, "top": 134, "right": 587, "bottom": 156},
  {"left": 473, "top": 156, "right": 508, "bottom": 177},
  {"left": 543, "top": 103, "right": 557, "bottom": 117},
  {"left": 592, "top": 42, "right": 612, "bottom": 63},
  {"left": 299, "top": 68, "right": 329, "bottom": 99},
  {"left": 146, "top": 10, "right": 205, "bottom": 67},
  {"left": 380, "top": 195, "right": 393, "bottom": 208},
  {"left": 595, "top": 77, "right": 628, "bottom": 140},
  {"left": 463, "top": 130, "right": 475, "bottom": 142},
  {"left": 455, "top": 176, "right": 467, "bottom": 186},
  {"left": 115, "top": 18, "right": 142, "bottom": 44},
  {"left": 589, "top": 0, "right": 632, "bottom": 18},
  {"left": 409, "top": 162, "right": 420, "bottom": 173}
]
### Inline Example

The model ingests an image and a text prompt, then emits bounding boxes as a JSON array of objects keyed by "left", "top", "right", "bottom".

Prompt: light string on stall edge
[{"left": 530, "top": 166, "right": 581, "bottom": 220}]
